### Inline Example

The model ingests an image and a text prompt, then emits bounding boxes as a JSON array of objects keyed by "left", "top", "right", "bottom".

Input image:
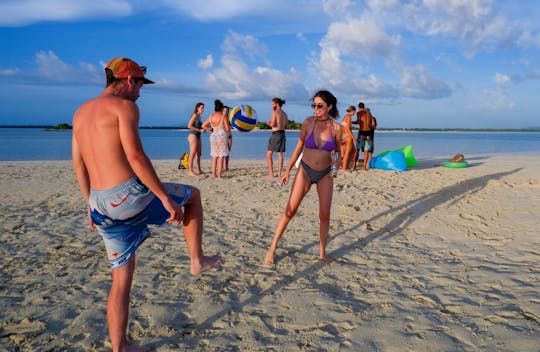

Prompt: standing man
[
  {"left": 266, "top": 97, "right": 288, "bottom": 178},
  {"left": 353, "top": 102, "right": 376, "bottom": 170},
  {"left": 72, "top": 57, "right": 220, "bottom": 351},
  {"left": 367, "top": 107, "right": 378, "bottom": 154}
]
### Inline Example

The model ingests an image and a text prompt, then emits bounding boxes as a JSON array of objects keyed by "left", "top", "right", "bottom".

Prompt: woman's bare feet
[
  {"left": 264, "top": 250, "right": 275, "bottom": 265},
  {"left": 319, "top": 255, "right": 333, "bottom": 263},
  {"left": 191, "top": 255, "right": 221, "bottom": 275}
]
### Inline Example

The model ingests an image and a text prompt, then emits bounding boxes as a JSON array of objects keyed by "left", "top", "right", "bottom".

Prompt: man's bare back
[
  {"left": 356, "top": 109, "right": 373, "bottom": 132},
  {"left": 73, "top": 95, "right": 140, "bottom": 190}
]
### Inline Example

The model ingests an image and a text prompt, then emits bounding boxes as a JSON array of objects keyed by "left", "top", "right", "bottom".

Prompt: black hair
[
  {"left": 214, "top": 99, "right": 224, "bottom": 112},
  {"left": 272, "top": 97, "right": 286, "bottom": 106},
  {"left": 313, "top": 90, "right": 339, "bottom": 119}
]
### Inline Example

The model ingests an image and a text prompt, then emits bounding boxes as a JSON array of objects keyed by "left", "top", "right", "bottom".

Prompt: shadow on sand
[{"left": 185, "top": 167, "right": 522, "bottom": 334}]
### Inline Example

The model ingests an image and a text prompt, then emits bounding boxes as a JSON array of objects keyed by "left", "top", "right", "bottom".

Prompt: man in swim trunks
[
  {"left": 352, "top": 102, "right": 376, "bottom": 170},
  {"left": 72, "top": 57, "right": 220, "bottom": 352},
  {"left": 266, "top": 97, "right": 288, "bottom": 178}
]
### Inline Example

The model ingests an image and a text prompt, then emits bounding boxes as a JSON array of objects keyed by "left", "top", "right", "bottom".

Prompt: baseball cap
[{"left": 105, "top": 57, "right": 154, "bottom": 84}]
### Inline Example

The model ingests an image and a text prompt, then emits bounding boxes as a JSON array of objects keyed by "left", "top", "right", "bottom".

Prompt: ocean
[{"left": 1, "top": 128, "right": 540, "bottom": 161}]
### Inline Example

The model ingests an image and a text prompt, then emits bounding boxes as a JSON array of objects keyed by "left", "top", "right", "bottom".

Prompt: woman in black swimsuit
[
  {"left": 265, "top": 90, "right": 342, "bottom": 265},
  {"left": 186, "top": 102, "right": 205, "bottom": 176}
]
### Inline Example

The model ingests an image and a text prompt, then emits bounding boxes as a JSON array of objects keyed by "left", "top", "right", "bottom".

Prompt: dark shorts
[
  {"left": 356, "top": 130, "right": 373, "bottom": 153},
  {"left": 267, "top": 130, "right": 286, "bottom": 152}
]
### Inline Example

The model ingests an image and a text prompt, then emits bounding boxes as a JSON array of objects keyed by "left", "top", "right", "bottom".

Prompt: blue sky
[{"left": 1, "top": 0, "right": 539, "bottom": 128}]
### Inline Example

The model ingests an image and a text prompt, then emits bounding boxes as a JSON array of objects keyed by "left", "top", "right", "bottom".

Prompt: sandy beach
[{"left": 1, "top": 154, "right": 539, "bottom": 351}]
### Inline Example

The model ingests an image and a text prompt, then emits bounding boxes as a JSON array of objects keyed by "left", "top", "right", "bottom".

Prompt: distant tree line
[{"left": 256, "top": 119, "right": 302, "bottom": 130}]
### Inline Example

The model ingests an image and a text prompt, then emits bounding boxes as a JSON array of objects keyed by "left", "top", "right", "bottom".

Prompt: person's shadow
[{"left": 185, "top": 168, "right": 522, "bottom": 333}]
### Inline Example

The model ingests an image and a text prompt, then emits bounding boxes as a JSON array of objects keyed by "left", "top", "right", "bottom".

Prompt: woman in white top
[{"left": 202, "top": 99, "right": 230, "bottom": 178}]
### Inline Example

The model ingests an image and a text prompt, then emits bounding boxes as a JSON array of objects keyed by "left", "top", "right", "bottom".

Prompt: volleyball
[{"left": 229, "top": 105, "right": 257, "bottom": 132}]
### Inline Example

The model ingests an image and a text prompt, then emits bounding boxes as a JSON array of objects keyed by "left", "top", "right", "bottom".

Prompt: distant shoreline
[{"left": 1, "top": 125, "right": 540, "bottom": 133}]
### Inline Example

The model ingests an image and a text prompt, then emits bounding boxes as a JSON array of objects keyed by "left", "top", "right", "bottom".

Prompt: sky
[{"left": 1, "top": 0, "right": 540, "bottom": 129}]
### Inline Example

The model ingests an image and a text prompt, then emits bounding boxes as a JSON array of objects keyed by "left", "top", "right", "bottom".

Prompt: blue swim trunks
[{"left": 89, "top": 177, "right": 191, "bottom": 269}]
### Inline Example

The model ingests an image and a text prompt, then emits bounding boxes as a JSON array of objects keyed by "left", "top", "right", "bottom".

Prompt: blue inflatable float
[
  {"left": 369, "top": 145, "right": 417, "bottom": 171},
  {"left": 369, "top": 151, "right": 407, "bottom": 171}
]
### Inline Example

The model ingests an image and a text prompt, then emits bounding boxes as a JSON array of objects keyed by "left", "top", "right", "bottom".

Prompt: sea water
[{"left": 1, "top": 128, "right": 539, "bottom": 161}]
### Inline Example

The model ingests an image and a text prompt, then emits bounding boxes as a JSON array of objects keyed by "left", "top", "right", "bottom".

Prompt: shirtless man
[
  {"left": 266, "top": 97, "right": 289, "bottom": 177},
  {"left": 353, "top": 102, "right": 376, "bottom": 170},
  {"left": 71, "top": 57, "right": 220, "bottom": 352}
]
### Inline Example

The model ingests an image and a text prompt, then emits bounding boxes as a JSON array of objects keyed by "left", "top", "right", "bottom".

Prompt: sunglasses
[
  {"left": 311, "top": 103, "right": 325, "bottom": 109},
  {"left": 139, "top": 66, "right": 147, "bottom": 74}
]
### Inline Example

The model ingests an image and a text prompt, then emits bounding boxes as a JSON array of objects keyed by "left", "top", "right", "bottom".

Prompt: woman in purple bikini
[{"left": 265, "top": 90, "right": 342, "bottom": 265}]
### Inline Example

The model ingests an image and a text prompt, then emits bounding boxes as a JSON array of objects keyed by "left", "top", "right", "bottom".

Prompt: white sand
[{"left": 1, "top": 154, "right": 539, "bottom": 351}]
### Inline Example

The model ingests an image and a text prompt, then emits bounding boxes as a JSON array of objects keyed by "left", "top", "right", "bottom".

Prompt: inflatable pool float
[{"left": 442, "top": 161, "right": 469, "bottom": 168}]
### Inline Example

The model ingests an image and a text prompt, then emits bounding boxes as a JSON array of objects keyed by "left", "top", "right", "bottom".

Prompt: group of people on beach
[
  {"left": 184, "top": 97, "right": 290, "bottom": 179},
  {"left": 341, "top": 102, "right": 378, "bottom": 172},
  {"left": 71, "top": 56, "right": 374, "bottom": 351},
  {"left": 184, "top": 97, "right": 377, "bottom": 180},
  {"left": 185, "top": 100, "right": 233, "bottom": 179}
]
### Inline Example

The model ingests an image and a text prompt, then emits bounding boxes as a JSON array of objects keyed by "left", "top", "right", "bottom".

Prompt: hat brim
[{"left": 142, "top": 77, "right": 155, "bottom": 84}]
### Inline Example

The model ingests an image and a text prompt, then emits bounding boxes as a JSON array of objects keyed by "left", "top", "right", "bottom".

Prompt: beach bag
[{"left": 178, "top": 152, "right": 189, "bottom": 169}]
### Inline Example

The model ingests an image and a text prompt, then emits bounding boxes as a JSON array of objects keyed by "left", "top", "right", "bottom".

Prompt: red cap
[{"left": 105, "top": 57, "right": 154, "bottom": 84}]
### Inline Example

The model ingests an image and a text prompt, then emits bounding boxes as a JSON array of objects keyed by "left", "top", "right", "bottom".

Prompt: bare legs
[
  {"left": 266, "top": 151, "right": 284, "bottom": 178},
  {"left": 277, "top": 152, "right": 284, "bottom": 177},
  {"left": 341, "top": 140, "right": 355, "bottom": 171},
  {"left": 266, "top": 150, "right": 275, "bottom": 177},
  {"left": 187, "top": 135, "right": 202, "bottom": 176},
  {"left": 211, "top": 156, "right": 224, "bottom": 178},
  {"left": 107, "top": 187, "right": 220, "bottom": 351},
  {"left": 108, "top": 257, "right": 141, "bottom": 352},
  {"left": 182, "top": 187, "right": 221, "bottom": 274},
  {"left": 265, "top": 166, "right": 333, "bottom": 264}
]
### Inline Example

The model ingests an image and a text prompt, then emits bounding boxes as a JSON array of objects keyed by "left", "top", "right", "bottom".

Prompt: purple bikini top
[{"left": 304, "top": 119, "right": 336, "bottom": 152}]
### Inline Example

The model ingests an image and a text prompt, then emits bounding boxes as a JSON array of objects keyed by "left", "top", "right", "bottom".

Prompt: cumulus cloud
[
  {"left": 160, "top": 0, "right": 289, "bottom": 21},
  {"left": 36, "top": 51, "right": 77, "bottom": 79},
  {"left": 478, "top": 88, "right": 515, "bottom": 111},
  {"left": 204, "top": 54, "right": 306, "bottom": 100},
  {"left": 312, "top": 16, "right": 400, "bottom": 98},
  {"left": 0, "top": 50, "right": 102, "bottom": 84},
  {"left": 401, "top": 66, "right": 452, "bottom": 99},
  {"left": 322, "top": 0, "right": 352, "bottom": 18},
  {"left": 494, "top": 73, "right": 510, "bottom": 85},
  {"left": 0, "top": 69, "right": 20, "bottom": 76},
  {"left": 376, "top": 0, "right": 522, "bottom": 57},
  {"left": 221, "top": 31, "right": 268, "bottom": 59},
  {"left": 197, "top": 30, "right": 308, "bottom": 101},
  {"left": 0, "top": 0, "right": 132, "bottom": 26},
  {"left": 197, "top": 54, "right": 214, "bottom": 70}
]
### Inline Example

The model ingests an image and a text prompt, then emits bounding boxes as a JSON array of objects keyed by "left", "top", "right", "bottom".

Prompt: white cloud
[
  {"left": 401, "top": 66, "right": 452, "bottom": 99},
  {"left": 204, "top": 54, "right": 307, "bottom": 101},
  {"left": 322, "top": 0, "right": 352, "bottom": 17},
  {"left": 518, "top": 31, "right": 540, "bottom": 49},
  {"left": 0, "top": 0, "right": 132, "bottom": 26},
  {"left": 0, "top": 69, "right": 20, "bottom": 76},
  {"left": 160, "top": 0, "right": 288, "bottom": 21},
  {"left": 478, "top": 88, "right": 515, "bottom": 111},
  {"left": 221, "top": 31, "right": 268, "bottom": 59},
  {"left": 36, "top": 51, "right": 77, "bottom": 79},
  {"left": 197, "top": 54, "right": 214, "bottom": 70},
  {"left": 323, "top": 17, "right": 400, "bottom": 60},
  {"left": 312, "top": 16, "right": 400, "bottom": 98},
  {"left": 494, "top": 73, "right": 510, "bottom": 85}
]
